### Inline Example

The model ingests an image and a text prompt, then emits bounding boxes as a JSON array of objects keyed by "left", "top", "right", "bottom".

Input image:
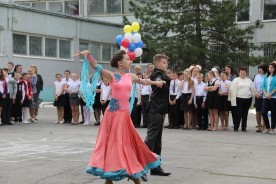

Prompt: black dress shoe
[
  {"left": 242, "top": 129, "right": 247, "bottom": 132},
  {"left": 140, "top": 125, "right": 147, "bottom": 128},
  {"left": 197, "top": 127, "right": 202, "bottom": 130},
  {"left": 234, "top": 129, "right": 239, "bottom": 132},
  {"left": 164, "top": 125, "right": 170, "bottom": 128},
  {"left": 141, "top": 174, "right": 147, "bottom": 181},
  {"left": 172, "top": 126, "right": 180, "bottom": 129},
  {"left": 150, "top": 168, "right": 171, "bottom": 176}
]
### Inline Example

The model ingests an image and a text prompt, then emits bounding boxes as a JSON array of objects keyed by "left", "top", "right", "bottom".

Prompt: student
[
  {"left": 22, "top": 73, "right": 33, "bottom": 124},
  {"left": 28, "top": 67, "right": 37, "bottom": 123},
  {"left": 168, "top": 71, "right": 180, "bottom": 129},
  {"left": 131, "top": 72, "right": 142, "bottom": 128},
  {"left": 7, "top": 61, "right": 15, "bottom": 77},
  {"left": 218, "top": 71, "right": 231, "bottom": 131},
  {"left": 0, "top": 69, "right": 4, "bottom": 125},
  {"left": 194, "top": 73, "right": 208, "bottom": 130},
  {"left": 100, "top": 77, "right": 111, "bottom": 115},
  {"left": 177, "top": 69, "right": 194, "bottom": 130},
  {"left": 53, "top": 73, "right": 65, "bottom": 124},
  {"left": 62, "top": 70, "right": 73, "bottom": 124},
  {"left": 190, "top": 65, "right": 201, "bottom": 128},
  {"left": 80, "top": 79, "right": 92, "bottom": 126},
  {"left": 261, "top": 63, "right": 276, "bottom": 134},
  {"left": 177, "top": 71, "right": 184, "bottom": 128},
  {"left": 140, "top": 72, "right": 151, "bottom": 128},
  {"left": 93, "top": 77, "right": 102, "bottom": 125},
  {"left": 205, "top": 71, "right": 220, "bottom": 131},
  {"left": 14, "top": 72, "right": 24, "bottom": 123},
  {"left": 65, "top": 73, "right": 81, "bottom": 125}
]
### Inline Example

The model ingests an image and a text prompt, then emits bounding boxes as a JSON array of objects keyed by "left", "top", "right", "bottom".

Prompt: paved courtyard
[{"left": 0, "top": 108, "right": 275, "bottom": 184}]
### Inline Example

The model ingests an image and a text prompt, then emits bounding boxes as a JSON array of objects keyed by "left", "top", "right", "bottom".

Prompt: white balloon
[
  {"left": 124, "top": 33, "right": 133, "bottom": 41},
  {"left": 132, "top": 33, "right": 141, "bottom": 43},
  {"left": 120, "top": 46, "right": 128, "bottom": 52},
  {"left": 134, "top": 48, "right": 143, "bottom": 57}
]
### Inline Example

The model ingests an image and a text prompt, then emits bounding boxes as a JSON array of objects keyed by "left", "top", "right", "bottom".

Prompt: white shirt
[
  {"left": 0, "top": 80, "right": 4, "bottom": 94},
  {"left": 54, "top": 80, "right": 65, "bottom": 96},
  {"left": 67, "top": 80, "right": 81, "bottom": 93},
  {"left": 181, "top": 80, "right": 192, "bottom": 93},
  {"left": 254, "top": 74, "right": 265, "bottom": 93},
  {"left": 219, "top": 79, "right": 231, "bottom": 95},
  {"left": 170, "top": 79, "right": 181, "bottom": 96},
  {"left": 194, "top": 81, "right": 207, "bottom": 103},
  {"left": 101, "top": 83, "right": 111, "bottom": 101},
  {"left": 236, "top": 78, "right": 254, "bottom": 98},
  {"left": 62, "top": 77, "right": 73, "bottom": 85},
  {"left": 141, "top": 80, "right": 152, "bottom": 95}
]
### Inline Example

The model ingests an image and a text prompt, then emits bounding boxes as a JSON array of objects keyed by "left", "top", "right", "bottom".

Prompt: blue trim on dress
[
  {"left": 114, "top": 73, "right": 121, "bottom": 82},
  {"left": 86, "top": 156, "right": 161, "bottom": 181},
  {"left": 108, "top": 98, "right": 121, "bottom": 112}
]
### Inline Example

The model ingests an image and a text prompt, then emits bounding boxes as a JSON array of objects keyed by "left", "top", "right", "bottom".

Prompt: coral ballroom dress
[{"left": 86, "top": 73, "right": 161, "bottom": 181}]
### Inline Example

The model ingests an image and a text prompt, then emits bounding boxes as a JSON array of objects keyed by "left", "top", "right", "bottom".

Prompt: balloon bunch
[{"left": 115, "top": 22, "right": 144, "bottom": 61}]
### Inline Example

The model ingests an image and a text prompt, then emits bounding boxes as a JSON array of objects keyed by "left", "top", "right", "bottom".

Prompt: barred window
[
  {"left": 237, "top": 0, "right": 250, "bottom": 22},
  {"left": 32, "top": 2, "right": 46, "bottom": 10},
  {"left": 48, "top": 2, "right": 63, "bottom": 13},
  {"left": 264, "top": 0, "right": 276, "bottom": 20},
  {"left": 45, "top": 38, "right": 57, "bottom": 57},
  {"left": 13, "top": 34, "right": 27, "bottom": 55},
  {"left": 59, "top": 40, "right": 71, "bottom": 59},
  {"left": 88, "top": 0, "right": 104, "bottom": 15},
  {"left": 90, "top": 43, "right": 101, "bottom": 61},
  {"left": 65, "top": 1, "right": 79, "bottom": 15},
  {"left": 29, "top": 36, "right": 42, "bottom": 56},
  {"left": 107, "top": 0, "right": 122, "bottom": 14},
  {"left": 263, "top": 43, "right": 276, "bottom": 59}
]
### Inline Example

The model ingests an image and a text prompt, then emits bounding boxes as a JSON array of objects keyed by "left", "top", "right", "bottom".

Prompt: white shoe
[
  {"left": 23, "top": 121, "right": 30, "bottom": 124},
  {"left": 269, "top": 129, "right": 275, "bottom": 134},
  {"left": 33, "top": 118, "right": 37, "bottom": 123},
  {"left": 54, "top": 121, "right": 59, "bottom": 124},
  {"left": 59, "top": 121, "right": 64, "bottom": 124},
  {"left": 82, "top": 122, "right": 88, "bottom": 126}
]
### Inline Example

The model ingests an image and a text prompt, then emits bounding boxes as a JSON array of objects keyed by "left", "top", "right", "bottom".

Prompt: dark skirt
[
  {"left": 93, "top": 93, "right": 101, "bottom": 108},
  {"left": 218, "top": 95, "right": 231, "bottom": 111},
  {"left": 254, "top": 97, "right": 263, "bottom": 112},
  {"left": 180, "top": 93, "right": 193, "bottom": 112},
  {"left": 53, "top": 95, "right": 65, "bottom": 107},
  {"left": 69, "top": 97, "right": 80, "bottom": 106},
  {"left": 80, "top": 97, "right": 86, "bottom": 106},
  {"left": 22, "top": 98, "right": 30, "bottom": 107},
  {"left": 206, "top": 91, "right": 219, "bottom": 109},
  {"left": 0, "top": 97, "right": 3, "bottom": 107}
]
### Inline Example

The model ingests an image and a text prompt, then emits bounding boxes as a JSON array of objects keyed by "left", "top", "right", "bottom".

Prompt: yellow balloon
[
  {"left": 131, "top": 22, "right": 140, "bottom": 32},
  {"left": 124, "top": 25, "right": 132, "bottom": 33}
]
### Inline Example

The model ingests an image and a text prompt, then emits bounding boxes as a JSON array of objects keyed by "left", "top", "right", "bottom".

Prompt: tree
[{"left": 124, "top": 0, "right": 263, "bottom": 72}]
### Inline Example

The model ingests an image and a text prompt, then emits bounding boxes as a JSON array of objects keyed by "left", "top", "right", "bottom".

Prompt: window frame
[
  {"left": 235, "top": 0, "right": 251, "bottom": 24},
  {"left": 262, "top": 0, "right": 276, "bottom": 22},
  {"left": 87, "top": 0, "right": 123, "bottom": 16}
]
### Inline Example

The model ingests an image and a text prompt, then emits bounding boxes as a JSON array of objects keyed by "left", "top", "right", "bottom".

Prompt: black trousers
[
  {"left": 177, "top": 99, "right": 184, "bottom": 127},
  {"left": 141, "top": 95, "right": 149, "bottom": 127},
  {"left": 145, "top": 108, "right": 165, "bottom": 156},
  {"left": 1, "top": 95, "right": 12, "bottom": 125},
  {"left": 14, "top": 99, "right": 23, "bottom": 122},
  {"left": 169, "top": 95, "right": 178, "bottom": 127},
  {"left": 196, "top": 96, "right": 208, "bottom": 129},
  {"left": 101, "top": 100, "right": 110, "bottom": 115},
  {"left": 131, "top": 98, "right": 141, "bottom": 127},
  {"left": 234, "top": 97, "right": 252, "bottom": 130},
  {"left": 63, "top": 93, "right": 72, "bottom": 123},
  {"left": 262, "top": 98, "right": 276, "bottom": 129}
]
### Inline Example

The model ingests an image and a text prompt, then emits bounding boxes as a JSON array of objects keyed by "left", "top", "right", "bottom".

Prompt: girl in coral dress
[{"left": 76, "top": 50, "right": 164, "bottom": 184}]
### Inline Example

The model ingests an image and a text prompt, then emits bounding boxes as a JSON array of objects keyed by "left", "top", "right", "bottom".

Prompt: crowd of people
[{"left": 0, "top": 62, "right": 43, "bottom": 125}]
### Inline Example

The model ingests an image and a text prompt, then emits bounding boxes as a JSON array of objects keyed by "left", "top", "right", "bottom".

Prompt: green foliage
[{"left": 124, "top": 0, "right": 263, "bottom": 72}]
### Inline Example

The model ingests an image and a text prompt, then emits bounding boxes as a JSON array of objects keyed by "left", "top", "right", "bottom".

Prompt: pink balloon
[{"left": 121, "top": 38, "right": 130, "bottom": 48}]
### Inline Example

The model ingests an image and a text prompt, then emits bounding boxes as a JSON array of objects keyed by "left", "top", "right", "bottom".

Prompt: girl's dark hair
[
  {"left": 258, "top": 63, "right": 267, "bottom": 74},
  {"left": 225, "top": 65, "right": 234, "bottom": 75},
  {"left": 267, "top": 63, "right": 276, "bottom": 77},
  {"left": 110, "top": 50, "right": 127, "bottom": 68},
  {"left": 0, "top": 69, "right": 4, "bottom": 80},
  {"left": 239, "top": 67, "right": 247, "bottom": 73}
]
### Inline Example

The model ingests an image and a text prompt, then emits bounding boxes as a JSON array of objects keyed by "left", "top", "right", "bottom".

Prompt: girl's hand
[
  {"left": 202, "top": 102, "right": 206, "bottom": 109},
  {"left": 188, "top": 99, "right": 192, "bottom": 105},
  {"left": 74, "top": 50, "right": 90, "bottom": 58},
  {"left": 194, "top": 103, "right": 198, "bottom": 109},
  {"left": 20, "top": 100, "right": 23, "bottom": 104}
]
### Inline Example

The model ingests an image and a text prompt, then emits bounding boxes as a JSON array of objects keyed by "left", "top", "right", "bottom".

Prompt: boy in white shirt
[
  {"left": 140, "top": 72, "right": 152, "bottom": 128},
  {"left": 100, "top": 78, "right": 111, "bottom": 115}
]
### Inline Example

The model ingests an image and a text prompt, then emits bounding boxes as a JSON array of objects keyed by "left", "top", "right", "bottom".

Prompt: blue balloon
[
  {"left": 128, "top": 42, "right": 136, "bottom": 52},
  {"left": 116, "top": 35, "right": 124, "bottom": 45},
  {"left": 131, "top": 32, "right": 136, "bottom": 35},
  {"left": 135, "top": 40, "right": 144, "bottom": 48}
]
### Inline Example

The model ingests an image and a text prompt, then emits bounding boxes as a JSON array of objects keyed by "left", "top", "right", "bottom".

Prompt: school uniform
[
  {"left": 169, "top": 79, "right": 181, "bottom": 128},
  {"left": 218, "top": 79, "right": 231, "bottom": 111},
  {"left": 62, "top": 77, "right": 73, "bottom": 123},
  {"left": 140, "top": 81, "right": 152, "bottom": 128},
  {"left": 177, "top": 81, "right": 194, "bottom": 112},
  {"left": 206, "top": 78, "right": 220, "bottom": 110},
  {"left": 14, "top": 80, "right": 25, "bottom": 122},
  {"left": 100, "top": 83, "right": 111, "bottom": 115},
  {"left": 53, "top": 81, "right": 65, "bottom": 107},
  {"left": 194, "top": 81, "right": 208, "bottom": 130},
  {"left": 131, "top": 83, "right": 142, "bottom": 128},
  {"left": 67, "top": 80, "right": 81, "bottom": 106},
  {"left": 22, "top": 79, "right": 33, "bottom": 123}
]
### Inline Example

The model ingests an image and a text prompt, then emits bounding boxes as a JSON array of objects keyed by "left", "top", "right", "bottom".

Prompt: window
[
  {"left": 107, "top": 0, "right": 122, "bottom": 14},
  {"left": 65, "top": 1, "right": 80, "bottom": 15},
  {"left": 112, "top": 45, "right": 119, "bottom": 56},
  {"left": 32, "top": 2, "right": 46, "bottom": 10},
  {"left": 29, "top": 36, "right": 42, "bottom": 56},
  {"left": 88, "top": 0, "right": 105, "bottom": 15},
  {"left": 90, "top": 43, "right": 101, "bottom": 61},
  {"left": 79, "top": 42, "right": 89, "bottom": 60},
  {"left": 237, "top": 0, "right": 250, "bottom": 22},
  {"left": 264, "top": 0, "right": 276, "bottom": 20},
  {"left": 13, "top": 34, "right": 27, "bottom": 55},
  {"left": 48, "top": 2, "right": 63, "bottom": 13},
  {"left": 15, "top": 2, "right": 31, "bottom": 7},
  {"left": 123, "top": 0, "right": 131, "bottom": 14},
  {"left": 88, "top": 0, "right": 122, "bottom": 15},
  {"left": 102, "top": 44, "right": 111, "bottom": 61},
  {"left": 45, "top": 38, "right": 57, "bottom": 57},
  {"left": 263, "top": 43, "right": 276, "bottom": 59},
  {"left": 59, "top": 40, "right": 71, "bottom": 59}
]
